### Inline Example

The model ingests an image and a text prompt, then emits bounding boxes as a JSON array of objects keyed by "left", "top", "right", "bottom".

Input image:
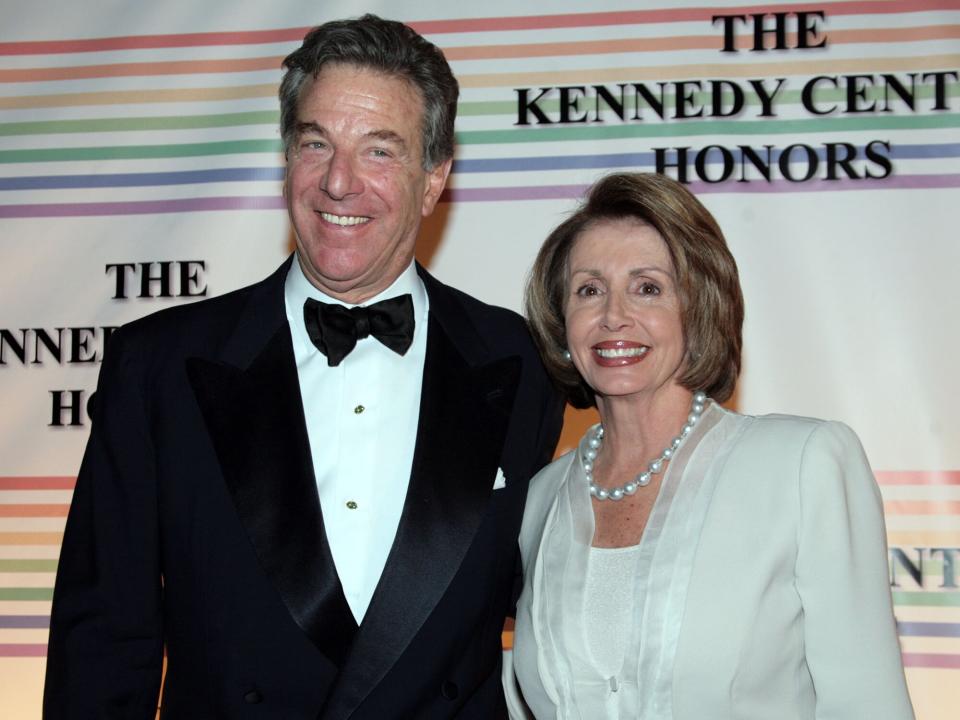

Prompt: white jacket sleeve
[
  {"left": 795, "top": 421, "right": 915, "bottom": 719},
  {"left": 503, "top": 647, "right": 535, "bottom": 719}
]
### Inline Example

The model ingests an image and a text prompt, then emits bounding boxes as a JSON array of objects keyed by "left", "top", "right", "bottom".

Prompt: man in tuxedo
[{"left": 44, "top": 15, "right": 563, "bottom": 718}]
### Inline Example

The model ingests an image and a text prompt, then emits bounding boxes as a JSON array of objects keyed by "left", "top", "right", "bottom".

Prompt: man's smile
[{"left": 319, "top": 211, "right": 371, "bottom": 226}]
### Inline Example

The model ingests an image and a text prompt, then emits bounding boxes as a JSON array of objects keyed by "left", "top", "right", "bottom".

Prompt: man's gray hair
[{"left": 279, "top": 14, "right": 459, "bottom": 170}]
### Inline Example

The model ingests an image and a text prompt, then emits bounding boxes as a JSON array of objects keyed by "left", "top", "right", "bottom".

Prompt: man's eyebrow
[
  {"left": 293, "top": 123, "right": 407, "bottom": 149},
  {"left": 296, "top": 121, "right": 325, "bottom": 137},
  {"left": 365, "top": 129, "right": 407, "bottom": 148}
]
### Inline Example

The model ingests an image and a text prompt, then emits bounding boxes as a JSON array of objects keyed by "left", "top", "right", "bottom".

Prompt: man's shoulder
[
  {"left": 420, "top": 268, "right": 530, "bottom": 347},
  {"left": 439, "top": 282, "right": 526, "bottom": 328},
  {"left": 123, "top": 278, "right": 260, "bottom": 334},
  {"left": 114, "top": 263, "right": 284, "bottom": 357}
]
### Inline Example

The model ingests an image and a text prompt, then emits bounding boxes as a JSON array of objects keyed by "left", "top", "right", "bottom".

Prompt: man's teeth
[
  {"left": 595, "top": 346, "right": 649, "bottom": 358},
  {"left": 320, "top": 212, "right": 370, "bottom": 226}
]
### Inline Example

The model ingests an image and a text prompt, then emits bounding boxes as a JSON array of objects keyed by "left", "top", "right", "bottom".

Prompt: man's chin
[{"left": 300, "top": 265, "right": 394, "bottom": 304}]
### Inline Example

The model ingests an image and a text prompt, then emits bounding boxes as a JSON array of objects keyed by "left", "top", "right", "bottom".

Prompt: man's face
[{"left": 284, "top": 63, "right": 451, "bottom": 303}]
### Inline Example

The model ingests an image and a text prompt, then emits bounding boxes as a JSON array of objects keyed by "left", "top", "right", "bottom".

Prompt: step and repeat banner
[{"left": 1, "top": 0, "right": 958, "bottom": 716}]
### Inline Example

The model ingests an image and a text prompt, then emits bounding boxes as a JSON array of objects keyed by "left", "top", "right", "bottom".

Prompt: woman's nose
[{"left": 600, "top": 293, "right": 632, "bottom": 331}]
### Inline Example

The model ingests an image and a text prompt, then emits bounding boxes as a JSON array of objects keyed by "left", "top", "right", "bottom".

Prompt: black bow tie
[{"left": 303, "top": 294, "right": 415, "bottom": 367}]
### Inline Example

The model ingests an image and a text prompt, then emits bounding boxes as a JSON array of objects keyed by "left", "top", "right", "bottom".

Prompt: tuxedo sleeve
[
  {"left": 44, "top": 325, "right": 164, "bottom": 718},
  {"left": 795, "top": 421, "right": 915, "bottom": 719},
  {"left": 510, "top": 355, "right": 564, "bottom": 611}
]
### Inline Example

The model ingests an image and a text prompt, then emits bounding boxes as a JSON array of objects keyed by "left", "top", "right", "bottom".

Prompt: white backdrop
[{"left": 1, "top": 0, "right": 958, "bottom": 716}]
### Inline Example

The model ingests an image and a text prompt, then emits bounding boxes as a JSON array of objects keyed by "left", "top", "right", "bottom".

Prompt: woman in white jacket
[{"left": 507, "top": 172, "right": 914, "bottom": 720}]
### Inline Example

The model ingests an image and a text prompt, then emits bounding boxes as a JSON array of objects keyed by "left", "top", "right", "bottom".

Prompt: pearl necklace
[{"left": 583, "top": 391, "right": 708, "bottom": 501}]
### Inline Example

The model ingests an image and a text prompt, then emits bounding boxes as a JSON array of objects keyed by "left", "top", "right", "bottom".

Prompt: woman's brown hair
[{"left": 525, "top": 172, "right": 744, "bottom": 408}]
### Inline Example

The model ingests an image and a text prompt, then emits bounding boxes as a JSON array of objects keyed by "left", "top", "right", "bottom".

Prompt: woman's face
[{"left": 564, "top": 218, "right": 686, "bottom": 403}]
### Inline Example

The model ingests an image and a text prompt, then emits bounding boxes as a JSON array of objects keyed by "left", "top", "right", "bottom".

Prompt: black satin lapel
[
  {"left": 186, "top": 325, "right": 357, "bottom": 666},
  {"left": 320, "top": 319, "right": 521, "bottom": 719}
]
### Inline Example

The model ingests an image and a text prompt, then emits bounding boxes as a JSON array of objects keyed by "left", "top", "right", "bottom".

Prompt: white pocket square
[{"left": 493, "top": 467, "right": 507, "bottom": 490}]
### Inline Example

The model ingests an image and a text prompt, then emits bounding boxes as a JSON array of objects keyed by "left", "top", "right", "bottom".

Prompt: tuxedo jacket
[{"left": 44, "top": 258, "right": 565, "bottom": 719}]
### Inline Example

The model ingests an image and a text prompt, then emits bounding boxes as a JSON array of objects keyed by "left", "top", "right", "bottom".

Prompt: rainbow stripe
[
  {"left": 902, "top": 653, "right": 960, "bottom": 669},
  {"left": 880, "top": 466, "right": 960, "bottom": 678},
  {"left": 1, "top": 0, "right": 958, "bottom": 674},
  {"left": 2, "top": 0, "right": 959, "bottom": 218},
  {"left": 1, "top": 1, "right": 956, "bottom": 57},
  {"left": 878, "top": 471, "right": 960, "bottom": 486},
  {"left": 2, "top": 472, "right": 957, "bottom": 662},
  {"left": 5, "top": 174, "right": 960, "bottom": 219}
]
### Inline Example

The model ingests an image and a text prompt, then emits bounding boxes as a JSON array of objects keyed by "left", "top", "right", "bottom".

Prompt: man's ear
[{"left": 421, "top": 157, "right": 453, "bottom": 217}]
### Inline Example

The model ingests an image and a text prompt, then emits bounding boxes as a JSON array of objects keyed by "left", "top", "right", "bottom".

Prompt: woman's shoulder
[
  {"left": 527, "top": 449, "right": 576, "bottom": 503},
  {"left": 716, "top": 408, "right": 871, "bottom": 492},
  {"left": 518, "top": 450, "right": 576, "bottom": 554},
  {"left": 725, "top": 407, "right": 862, "bottom": 453}
]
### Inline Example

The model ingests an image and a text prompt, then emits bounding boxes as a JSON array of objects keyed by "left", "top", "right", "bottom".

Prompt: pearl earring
[{"left": 562, "top": 350, "right": 572, "bottom": 361}]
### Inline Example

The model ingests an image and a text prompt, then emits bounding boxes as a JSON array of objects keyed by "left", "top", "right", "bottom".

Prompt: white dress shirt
[{"left": 284, "top": 255, "right": 428, "bottom": 622}]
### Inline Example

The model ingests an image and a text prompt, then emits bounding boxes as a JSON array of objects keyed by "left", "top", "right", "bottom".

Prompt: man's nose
[{"left": 321, "top": 151, "right": 363, "bottom": 200}]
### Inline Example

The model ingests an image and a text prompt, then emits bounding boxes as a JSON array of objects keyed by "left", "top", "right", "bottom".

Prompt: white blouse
[
  {"left": 506, "top": 403, "right": 915, "bottom": 720},
  {"left": 574, "top": 544, "right": 643, "bottom": 718}
]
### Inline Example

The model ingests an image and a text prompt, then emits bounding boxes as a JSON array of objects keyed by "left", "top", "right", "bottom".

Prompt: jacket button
[
  {"left": 243, "top": 690, "right": 263, "bottom": 704},
  {"left": 441, "top": 680, "right": 458, "bottom": 700}
]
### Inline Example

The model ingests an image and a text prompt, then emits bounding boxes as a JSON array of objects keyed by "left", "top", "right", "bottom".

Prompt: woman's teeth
[{"left": 594, "top": 346, "right": 649, "bottom": 358}]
